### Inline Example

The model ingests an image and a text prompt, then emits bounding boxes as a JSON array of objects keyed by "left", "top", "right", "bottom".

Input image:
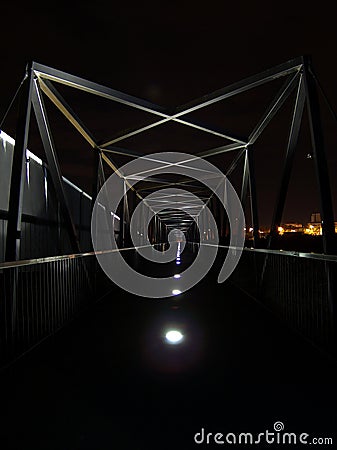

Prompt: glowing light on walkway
[{"left": 165, "top": 330, "right": 184, "bottom": 344}]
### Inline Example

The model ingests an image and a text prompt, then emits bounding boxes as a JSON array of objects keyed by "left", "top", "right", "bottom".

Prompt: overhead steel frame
[{"left": 4, "top": 56, "right": 336, "bottom": 262}]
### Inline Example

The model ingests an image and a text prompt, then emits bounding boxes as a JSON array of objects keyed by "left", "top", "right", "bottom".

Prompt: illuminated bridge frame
[{"left": 4, "top": 56, "right": 335, "bottom": 263}]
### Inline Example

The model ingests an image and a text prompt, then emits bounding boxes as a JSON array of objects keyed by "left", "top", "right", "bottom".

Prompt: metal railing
[
  {"left": 0, "top": 252, "right": 113, "bottom": 368},
  {"left": 228, "top": 246, "right": 337, "bottom": 355},
  {"left": 1, "top": 243, "right": 336, "bottom": 366}
]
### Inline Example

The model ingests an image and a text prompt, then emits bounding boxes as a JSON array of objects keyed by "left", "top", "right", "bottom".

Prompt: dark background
[{"left": 1, "top": 0, "right": 337, "bottom": 227}]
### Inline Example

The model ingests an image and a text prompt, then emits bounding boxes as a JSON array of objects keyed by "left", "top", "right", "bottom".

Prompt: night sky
[{"left": 1, "top": 1, "right": 337, "bottom": 226}]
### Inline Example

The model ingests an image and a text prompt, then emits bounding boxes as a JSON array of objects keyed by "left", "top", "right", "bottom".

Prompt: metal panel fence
[
  {"left": 0, "top": 131, "right": 94, "bottom": 262},
  {"left": 229, "top": 247, "right": 337, "bottom": 355}
]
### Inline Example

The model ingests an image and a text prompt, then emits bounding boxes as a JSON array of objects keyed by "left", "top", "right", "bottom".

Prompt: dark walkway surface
[{"left": 1, "top": 249, "right": 337, "bottom": 449}]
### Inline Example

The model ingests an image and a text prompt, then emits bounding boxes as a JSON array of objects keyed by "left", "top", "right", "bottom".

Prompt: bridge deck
[{"left": 1, "top": 249, "right": 336, "bottom": 449}]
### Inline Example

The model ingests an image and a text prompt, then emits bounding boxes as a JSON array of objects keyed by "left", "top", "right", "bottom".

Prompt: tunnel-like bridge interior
[{"left": 0, "top": 57, "right": 337, "bottom": 448}]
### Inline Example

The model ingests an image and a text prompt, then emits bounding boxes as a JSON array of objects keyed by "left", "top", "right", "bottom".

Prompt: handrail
[
  {"left": 1, "top": 242, "right": 336, "bottom": 270},
  {"left": 237, "top": 245, "right": 337, "bottom": 262},
  {"left": 0, "top": 245, "right": 153, "bottom": 270},
  {"left": 193, "top": 242, "right": 337, "bottom": 263}
]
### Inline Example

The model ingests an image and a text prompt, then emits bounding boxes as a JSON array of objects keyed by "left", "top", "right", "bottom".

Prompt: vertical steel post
[
  {"left": 90, "top": 149, "right": 101, "bottom": 252},
  {"left": 5, "top": 63, "right": 34, "bottom": 262},
  {"left": 240, "top": 149, "right": 250, "bottom": 245},
  {"left": 119, "top": 180, "right": 128, "bottom": 247},
  {"left": 91, "top": 148, "right": 101, "bottom": 212},
  {"left": 240, "top": 148, "right": 249, "bottom": 210},
  {"left": 31, "top": 80, "right": 81, "bottom": 254},
  {"left": 247, "top": 146, "right": 260, "bottom": 247},
  {"left": 303, "top": 56, "right": 335, "bottom": 254},
  {"left": 4, "top": 64, "right": 33, "bottom": 355},
  {"left": 303, "top": 57, "right": 337, "bottom": 353},
  {"left": 154, "top": 214, "right": 158, "bottom": 246},
  {"left": 269, "top": 74, "right": 305, "bottom": 244}
]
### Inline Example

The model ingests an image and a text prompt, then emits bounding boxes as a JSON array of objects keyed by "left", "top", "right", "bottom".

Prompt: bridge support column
[
  {"left": 31, "top": 79, "right": 81, "bottom": 254},
  {"left": 243, "top": 147, "right": 259, "bottom": 248},
  {"left": 5, "top": 63, "right": 34, "bottom": 262},
  {"left": 268, "top": 73, "right": 306, "bottom": 248},
  {"left": 303, "top": 58, "right": 337, "bottom": 351},
  {"left": 303, "top": 56, "right": 335, "bottom": 255}
]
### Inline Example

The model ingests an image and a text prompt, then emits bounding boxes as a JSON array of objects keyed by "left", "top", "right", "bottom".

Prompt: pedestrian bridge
[{"left": 1, "top": 57, "right": 337, "bottom": 448}]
